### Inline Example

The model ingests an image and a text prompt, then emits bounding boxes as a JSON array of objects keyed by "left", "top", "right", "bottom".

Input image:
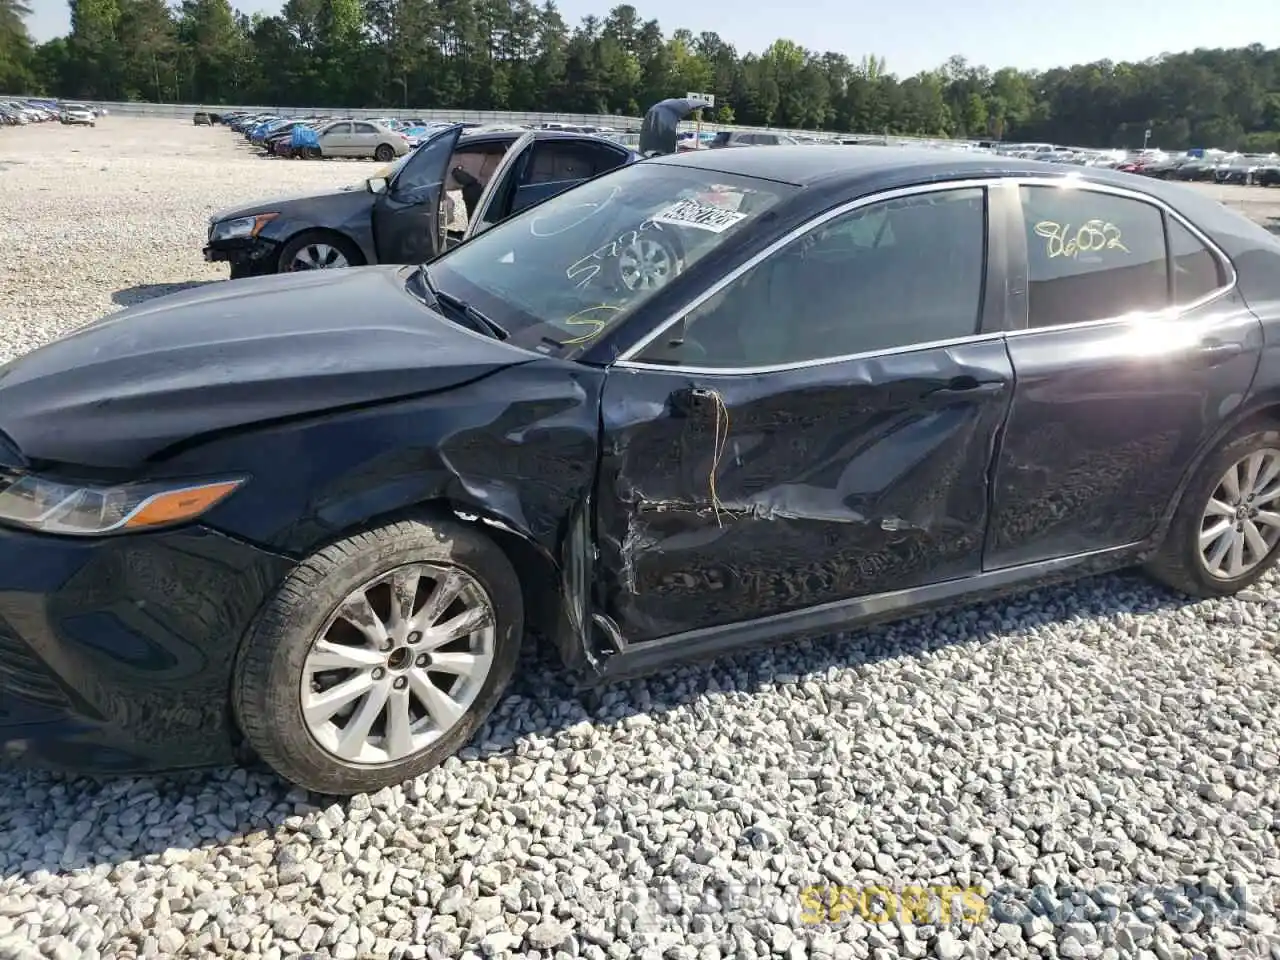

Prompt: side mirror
[{"left": 366, "top": 176, "right": 388, "bottom": 195}]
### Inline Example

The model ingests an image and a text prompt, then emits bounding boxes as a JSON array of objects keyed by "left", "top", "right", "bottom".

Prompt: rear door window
[{"left": 1019, "top": 185, "right": 1170, "bottom": 328}]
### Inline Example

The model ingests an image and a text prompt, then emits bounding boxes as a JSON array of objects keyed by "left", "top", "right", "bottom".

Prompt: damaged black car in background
[
  {"left": 2, "top": 146, "right": 1280, "bottom": 795},
  {"left": 201, "top": 97, "right": 711, "bottom": 279}
]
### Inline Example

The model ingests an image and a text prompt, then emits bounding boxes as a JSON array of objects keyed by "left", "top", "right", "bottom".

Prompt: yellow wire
[{"left": 708, "top": 391, "right": 729, "bottom": 527}]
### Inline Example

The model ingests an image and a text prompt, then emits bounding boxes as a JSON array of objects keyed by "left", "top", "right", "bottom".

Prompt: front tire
[
  {"left": 233, "top": 518, "right": 524, "bottom": 795},
  {"left": 1146, "top": 425, "right": 1280, "bottom": 597},
  {"left": 278, "top": 230, "right": 363, "bottom": 273}
]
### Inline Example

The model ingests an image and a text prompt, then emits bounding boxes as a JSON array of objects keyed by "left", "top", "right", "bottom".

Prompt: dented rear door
[{"left": 593, "top": 343, "right": 1015, "bottom": 644}]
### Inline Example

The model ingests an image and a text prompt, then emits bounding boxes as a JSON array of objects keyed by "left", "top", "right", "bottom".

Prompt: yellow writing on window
[
  {"left": 560, "top": 304, "right": 622, "bottom": 346},
  {"left": 1034, "top": 220, "right": 1130, "bottom": 259}
]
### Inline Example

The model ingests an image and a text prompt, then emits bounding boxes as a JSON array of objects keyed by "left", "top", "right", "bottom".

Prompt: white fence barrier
[
  {"left": 7, "top": 96, "right": 952, "bottom": 145},
  {"left": 88, "top": 100, "right": 953, "bottom": 143}
]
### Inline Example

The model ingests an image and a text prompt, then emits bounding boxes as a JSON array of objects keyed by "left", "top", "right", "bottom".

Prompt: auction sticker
[{"left": 652, "top": 198, "right": 748, "bottom": 233}]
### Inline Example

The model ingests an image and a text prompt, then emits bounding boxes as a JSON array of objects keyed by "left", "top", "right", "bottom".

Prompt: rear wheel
[
  {"left": 233, "top": 518, "right": 524, "bottom": 795},
  {"left": 1146, "top": 426, "right": 1280, "bottom": 597},
  {"left": 278, "top": 230, "right": 363, "bottom": 273},
  {"left": 374, "top": 143, "right": 395, "bottom": 163}
]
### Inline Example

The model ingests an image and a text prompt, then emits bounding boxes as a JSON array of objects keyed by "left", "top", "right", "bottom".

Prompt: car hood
[
  {"left": 210, "top": 186, "right": 363, "bottom": 223},
  {"left": 0, "top": 267, "right": 535, "bottom": 470}
]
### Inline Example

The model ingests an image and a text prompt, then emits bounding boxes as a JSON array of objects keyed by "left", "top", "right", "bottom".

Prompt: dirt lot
[{"left": 0, "top": 118, "right": 386, "bottom": 361}]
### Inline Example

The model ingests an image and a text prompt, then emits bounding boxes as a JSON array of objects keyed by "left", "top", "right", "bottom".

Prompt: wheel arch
[
  {"left": 282, "top": 495, "right": 564, "bottom": 656},
  {"left": 1155, "top": 396, "right": 1280, "bottom": 545},
  {"left": 223, "top": 495, "right": 568, "bottom": 762}
]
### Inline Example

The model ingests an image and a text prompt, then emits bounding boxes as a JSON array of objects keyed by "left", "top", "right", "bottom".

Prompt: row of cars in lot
[
  {"left": 200, "top": 109, "right": 637, "bottom": 161},
  {"left": 981, "top": 141, "right": 1280, "bottom": 186},
  {"left": 0, "top": 97, "right": 101, "bottom": 127},
  {"left": 1122, "top": 149, "right": 1280, "bottom": 186}
]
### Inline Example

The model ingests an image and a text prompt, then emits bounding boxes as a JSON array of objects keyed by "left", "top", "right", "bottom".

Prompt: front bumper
[
  {"left": 203, "top": 236, "right": 281, "bottom": 275},
  {"left": 0, "top": 522, "right": 293, "bottom": 775}
]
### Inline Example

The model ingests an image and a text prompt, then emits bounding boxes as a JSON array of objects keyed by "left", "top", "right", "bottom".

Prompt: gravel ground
[{"left": 2, "top": 119, "right": 1280, "bottom": 960}]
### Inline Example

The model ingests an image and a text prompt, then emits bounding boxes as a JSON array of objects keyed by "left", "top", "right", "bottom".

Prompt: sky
[{"left": 25, "top": 0, "right": 1280, "bottom": 78}]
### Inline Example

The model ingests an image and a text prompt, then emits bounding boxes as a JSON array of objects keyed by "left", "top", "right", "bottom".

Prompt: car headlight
[
  {"left": 210, "top": 213, "right": 278, "bottom": 242},
  {"left": 0, "top": 473, "right": 245, "bottom": 536}
]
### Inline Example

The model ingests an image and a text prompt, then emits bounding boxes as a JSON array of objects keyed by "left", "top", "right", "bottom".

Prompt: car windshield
[{"left": 427, "top": 161, "right": 795, "bottom": 354}]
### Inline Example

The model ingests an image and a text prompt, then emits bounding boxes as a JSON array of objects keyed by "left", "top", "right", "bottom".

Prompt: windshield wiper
[{"left": 416, "top": 264, "right": 509, "bottom": 341}]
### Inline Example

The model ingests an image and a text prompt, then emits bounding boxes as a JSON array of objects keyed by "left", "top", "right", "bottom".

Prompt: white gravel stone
[{"left": 3, "top": 118, "right": 1280, "bottom": 960}]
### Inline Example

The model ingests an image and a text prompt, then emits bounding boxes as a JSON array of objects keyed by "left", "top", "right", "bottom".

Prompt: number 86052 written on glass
[{"left": 1034, "top": 219, "right": 1130, "bottom": 259}]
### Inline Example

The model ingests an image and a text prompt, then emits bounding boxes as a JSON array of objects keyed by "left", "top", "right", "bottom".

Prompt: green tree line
[{"left": 3, "top": 0, "right": 1280, "bottom": 151}]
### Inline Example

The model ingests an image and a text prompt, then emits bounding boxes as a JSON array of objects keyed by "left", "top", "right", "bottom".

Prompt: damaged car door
[
  {"left": 594, "top": 184, "right": 1015, "bottom": 645},
  {"left": 371, "top": 124, "right": 463, "bottom": 265}
]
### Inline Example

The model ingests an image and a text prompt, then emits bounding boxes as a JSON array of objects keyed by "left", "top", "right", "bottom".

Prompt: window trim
[
  {"left": 1007, "top": 177, "right": 1236, "bottom": 338},
  {"left": 615, "top": 178, "right": 1002, "bottom": 375}
]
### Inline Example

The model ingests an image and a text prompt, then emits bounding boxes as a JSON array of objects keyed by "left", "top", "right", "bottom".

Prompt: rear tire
[
  {"left": 233, "top": 518, "right": 524, "bottom": 796},
  {"left": 1146, "top": 425, "right": 1280, "bottom": 598},
  {"left": 374, "top": 143, "right": 395, "bottom": 163}
]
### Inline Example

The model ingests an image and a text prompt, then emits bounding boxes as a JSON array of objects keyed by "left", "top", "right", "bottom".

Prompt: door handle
[
  {"left": 928, "top": 376, "right": 1005, "bottom": 398},
  {"left": 1198, "top": 340, "right": 1244, "bottom": 367}
]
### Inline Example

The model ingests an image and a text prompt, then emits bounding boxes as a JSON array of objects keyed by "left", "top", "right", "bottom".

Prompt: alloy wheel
[
  {"left": 300, "top": 563, "right": 497, "bottom": 765},
  {"left": 1198, "top": 448, "right": 1280, "bottom": 580},
  {"left": 617, "top": 237, "right": 674, "bottom": 291},
  {"left": 289, "top": 243, "right": 349, "bottom": 271}
]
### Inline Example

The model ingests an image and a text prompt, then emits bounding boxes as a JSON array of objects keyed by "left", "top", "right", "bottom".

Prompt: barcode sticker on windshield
[{"left": 652, "top": 198, "right": 748, "bottom": 233}]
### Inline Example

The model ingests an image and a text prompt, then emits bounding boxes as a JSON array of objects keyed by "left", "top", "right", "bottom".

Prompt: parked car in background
[
  {"left": 1257, "top": 161, "right": 1280, "bottom": 187},
  {"left": 59, "top": 104, "right": 96, "bottom": 127},
  {"left": 1128, "top": 155, "right": 1186, "bottom": 178},
  {"left": 1168, "top": 157, "right": 1221, "bottom": 182},
  {"left": 709, "top": 130, "right": 800, "bottom": 148},
  {"left": 193, "top": 111, "right": 213, "bottom": 126},
  {"left": 261, "top": 119, "right": 330, "bottom": 156},
  {"left": 204, "top": 127, "right": 637, "bottom": 277},
  {"left": 1214, "top": 155, "right": 1268, "bottom": 185},
  {"left": 1, "top": 101, "right": 37, "bottom": 123},
  {"left": 305, "top": 119, "right": 411, "bottom": 162}
]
